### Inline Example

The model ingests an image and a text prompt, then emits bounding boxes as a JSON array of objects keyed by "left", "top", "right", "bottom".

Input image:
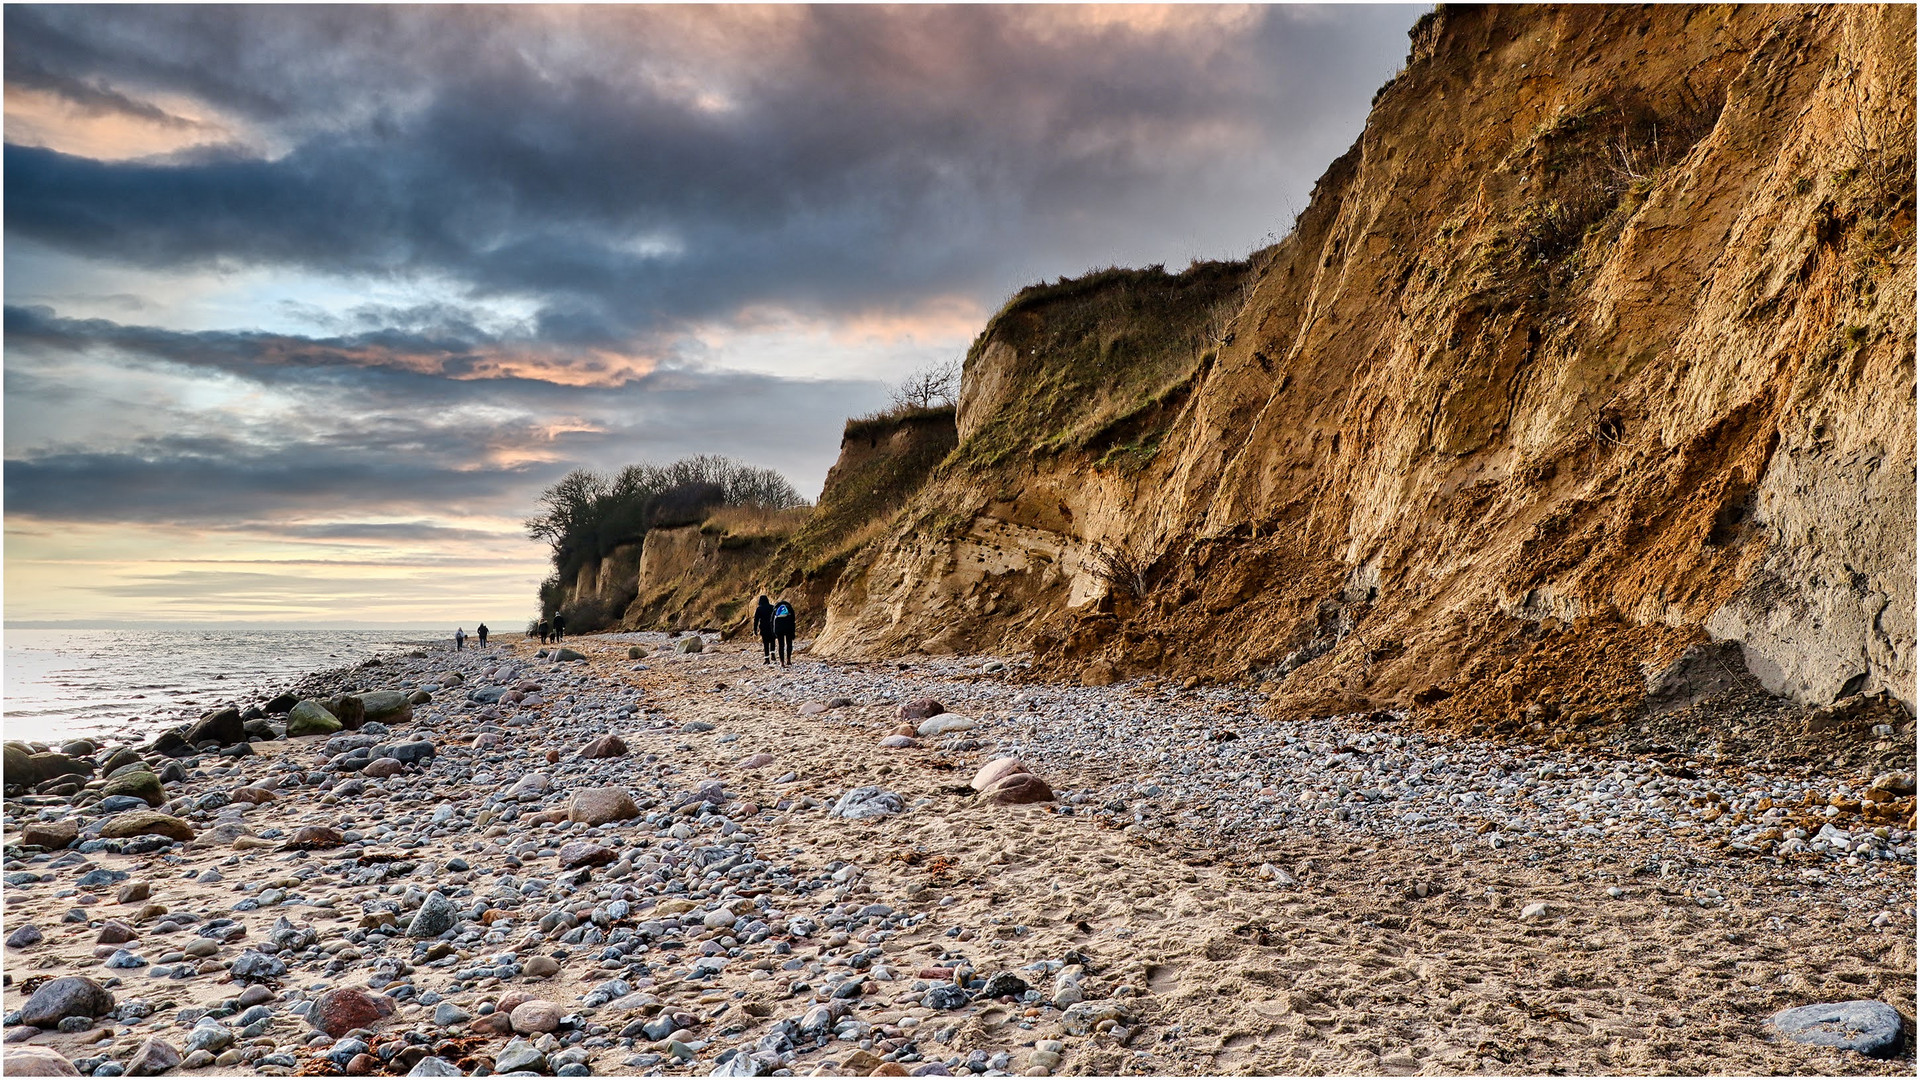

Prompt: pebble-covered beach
[{"left": 4, "top": 634, "right": 1915, "bottom": 1076}]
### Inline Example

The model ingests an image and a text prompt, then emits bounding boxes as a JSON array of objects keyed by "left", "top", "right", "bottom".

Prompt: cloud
[
  {"left": 2, "top": 5, "right": 1420, "bottom": 624},
  {"left": 5, "top": 4, "right": 1419, "bottom": 347},
  {"left": 4, "top": 306, "right": 892, "bottom": 525}
]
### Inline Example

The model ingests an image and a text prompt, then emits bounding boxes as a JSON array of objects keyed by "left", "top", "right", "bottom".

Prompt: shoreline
[{"left": 4, "top": 633, "right": 1915, "bottom": 1076}]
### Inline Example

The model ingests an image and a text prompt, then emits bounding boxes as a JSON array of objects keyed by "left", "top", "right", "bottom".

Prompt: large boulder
[
  {"left": 20, "top": 819, "right": 79, "bottom": 849},
  {"left": 147, "top": 730, "right": 195, "bottom": 758},
  {"left": 18, "top": 976, "right": 115, "bottom": 1028},
  {"left": 358, "top": 690, "right": 414, "bottom": 726},
  {"left": 25, "top": 752, "right": 92, "bottom": 785},
  {"left": 673, "top": 637, "right": 702, "bottom": 655},
  {"left": 99, "top": 769, "right": 166, "bottom": 807},
  {"left": 326, "top": 694, "right": 367, "bottom": 730},
  {"left": 286, "top": 701, "right": 343, "bottom": 737},
  {"left": 263, "top": 692, "right": 299, "bottom": 714},
  {"left": 99, "top": 810, "right": 196, "bottom": 842},
  {"left": 311, "top": 987, "right": 396, "bottom": 1037},
  {"left": 185, "top": 707, "right": 245, "bottom": 747},
  {"left": 982, "top": 772, "right": 1054, "bottom": 805},
  {"left": 3, "top": 1047, "right": 81, "bottom": 1076},
  {"left": 569, "top": 788, "right": 641, "bottom": 826},
  {"left": 5, "top": 742, "right": 35, "bottom": 785},
  {"left": 970, "top": 758, "right": 1031, "bottom": 792},
  {"left": 1768, "top": 1000, "right": 1906, "bottom": 1057}
]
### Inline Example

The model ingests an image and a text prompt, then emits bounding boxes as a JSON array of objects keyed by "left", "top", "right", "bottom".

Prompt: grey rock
[
  {"left": 493, "top": 1038, "right": 547, "bottom": 1074},
  {"left": 1769, "top": 1000, "right": 1906, "bottom": 1057},
  {"left": 831, "top": 786, "right": 905, "bottom": 820},
  {"left": 922, "top": 984, "right": 970, "bottom": 1010},
  {"left": 409, "top": 891, "right": 459, "bottom": 937},
  {"left": 407, "top": 1058, "right": 464, "bottom": 1077},
  {"left": 18, "top": 977, "right": 115, "bottom": 1028}
]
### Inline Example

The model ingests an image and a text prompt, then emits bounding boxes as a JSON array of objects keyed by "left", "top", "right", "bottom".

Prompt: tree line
[{"left": 526, "top": 455, "right": 808, "bottom": 619}]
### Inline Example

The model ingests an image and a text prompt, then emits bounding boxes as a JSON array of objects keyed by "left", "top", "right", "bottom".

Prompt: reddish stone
[
  {"left": 898, "top": 698, "right": 945, "bottom": 721},
  {"left": 95, "top": 921, "right": 137, "bottom": 945},
  {"left": 468, "top": 1013, "right": 512, "bottom": 1036},
  {"left": 969, "top": 758, "right": 1031, "bottom": 793},
  {"left": 557, "top": 842, "right": 615, "bottom": 869},
  {"left": 576, "top": 735, "right": 628, "bottom": 759},
  {"left": 983, "top": 772, "right": 1054, "bottom": 805},
  {"left": 311, "top": 987, "right": 395, "bottom": 1037}
]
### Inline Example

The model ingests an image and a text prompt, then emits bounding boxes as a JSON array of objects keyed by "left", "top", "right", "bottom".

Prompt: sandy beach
[{"left": 4, "top": 634, "right": 1914, "bottom": 1076}]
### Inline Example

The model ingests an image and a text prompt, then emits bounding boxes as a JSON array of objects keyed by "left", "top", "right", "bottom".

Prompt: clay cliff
[
  {"left": 615, "top": 5, "right": 1916, "bottom": 746},
  {"left": 813, "top": 4, "right": 1916, "bottom": 726}
]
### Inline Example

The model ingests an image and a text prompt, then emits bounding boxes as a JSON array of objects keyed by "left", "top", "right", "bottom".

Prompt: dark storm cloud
[{"left": 4, "top": 4, "right": 1421, "bottom": 343}]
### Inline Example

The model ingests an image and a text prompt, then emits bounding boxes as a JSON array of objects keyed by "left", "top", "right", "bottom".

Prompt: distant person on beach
[
  {"left": 538, "top": 620, "right": 551, "bottom": 644},
  {"left": 476, "top": 623, "right": 489, "bottom": 647},
  {"left": 552, "top": 613, "right": 567, "bottom": 640},
  {"left": 752, "top": 595, "right": 777, "bottom": 664},
  {"left": 772, "top": 598, "right": 796, "bottom": 667},
  {"left": 454, "top": 627, "right": 466, "bottom": 651}
]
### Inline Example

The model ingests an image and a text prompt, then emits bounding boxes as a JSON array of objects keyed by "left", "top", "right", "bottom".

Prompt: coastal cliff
[{"left": 625, "top": 5, "right": 1917, "bottom": 731}]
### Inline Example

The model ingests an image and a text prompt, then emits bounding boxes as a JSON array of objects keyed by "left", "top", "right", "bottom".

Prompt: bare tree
[{"left": 889, "top": 358, "right": 962, "bottom": 412}]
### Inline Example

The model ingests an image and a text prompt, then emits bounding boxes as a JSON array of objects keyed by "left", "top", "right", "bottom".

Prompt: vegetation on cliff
[{"left": 527, "top": 455, "right": 808, "bottom": 629}]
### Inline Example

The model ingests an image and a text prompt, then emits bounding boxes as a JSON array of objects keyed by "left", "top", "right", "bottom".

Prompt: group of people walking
[
  {"left": 753, "top": 595, "right": 797, "bottom": 667},
  {"left": 471, "top": 599, "right": 790, "bottom": 660}
]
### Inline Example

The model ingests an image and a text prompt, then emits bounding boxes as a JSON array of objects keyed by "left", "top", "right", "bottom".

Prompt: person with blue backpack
[{"left": 772, "top": 597, "right": 797, "bottom": 667}]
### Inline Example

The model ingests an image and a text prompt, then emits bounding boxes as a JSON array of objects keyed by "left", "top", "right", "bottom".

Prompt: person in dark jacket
[
  {"left": 752, "top": 595, "right": 777, "bottom": 664},
  {"left": 552, "top": 613, "right": 567, "bottom": 640},
  {"left": 476, "top": 623, "right": 489, "bottom": 647},
  {"left": 538, "top": 620, "right": 551, "bottom": 644},
  {"left": 772, "top": 598, "right": 797, "bottom": 667}
]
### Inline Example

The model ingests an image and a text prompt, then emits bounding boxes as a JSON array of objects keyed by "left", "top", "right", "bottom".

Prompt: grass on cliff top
[
  {"left": 844, "top": 404, "right": 956, "bottom": 443},
  {"left": 952, "top": 260, "right": 1250, "bottom": 471},
  {"left": 699, "top": 505, "right": 813, "bottom": 549},
  {"left": 784, "top": 410, "right": 959, "bottom": 577}
]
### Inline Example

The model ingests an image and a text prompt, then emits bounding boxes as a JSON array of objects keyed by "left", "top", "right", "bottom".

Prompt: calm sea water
[{"left": 2, "top": 627, "right": 450, "bottom": 746}]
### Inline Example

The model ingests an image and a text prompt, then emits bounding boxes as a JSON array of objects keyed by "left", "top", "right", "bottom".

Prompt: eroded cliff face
[{"left": 813, "top": 3, "right": 1916, "bottom": 727}]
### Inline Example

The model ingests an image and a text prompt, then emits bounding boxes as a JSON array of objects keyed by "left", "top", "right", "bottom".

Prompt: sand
[{"left": 3, "top": 634, "right": 1914, "bottom": 1076}]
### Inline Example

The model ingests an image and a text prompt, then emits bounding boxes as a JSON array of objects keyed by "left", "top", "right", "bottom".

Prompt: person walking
[
  {"left": 552, "top": 613, "right": 567, "bottom": 640},
  {"left": 752, "top": 595, "right": 777, "bottom": 664},
  {"left": 538, "top": 619, "right": 551, "bottom": 644},
  {"left": 772, "top": 598, "right": 797, "bottom": 667},
  {"left": 476, "top": 623, "right": 489, "bottom": 647},
  {"left": 454, "top": 627, "right": 466, "bottom": 651}
]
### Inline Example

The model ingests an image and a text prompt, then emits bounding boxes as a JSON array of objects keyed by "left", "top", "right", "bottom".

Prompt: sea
[{"left": 2, "top": 627, "right": 450, "bottom": 746}]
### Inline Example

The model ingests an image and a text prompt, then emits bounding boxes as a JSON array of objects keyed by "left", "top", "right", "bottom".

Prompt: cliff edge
[{"left": 810, "top": 4, "right": 1916, "bottom": 736}]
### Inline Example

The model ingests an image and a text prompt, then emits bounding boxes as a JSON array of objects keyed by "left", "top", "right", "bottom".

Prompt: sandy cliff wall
[{"left": 813, "top": 3, "right": 1916, "bottom": 723}]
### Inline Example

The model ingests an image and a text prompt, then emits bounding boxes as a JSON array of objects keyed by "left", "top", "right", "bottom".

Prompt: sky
[{"left": 2, "top": 3, "right": 1422, "bottom": 627}]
